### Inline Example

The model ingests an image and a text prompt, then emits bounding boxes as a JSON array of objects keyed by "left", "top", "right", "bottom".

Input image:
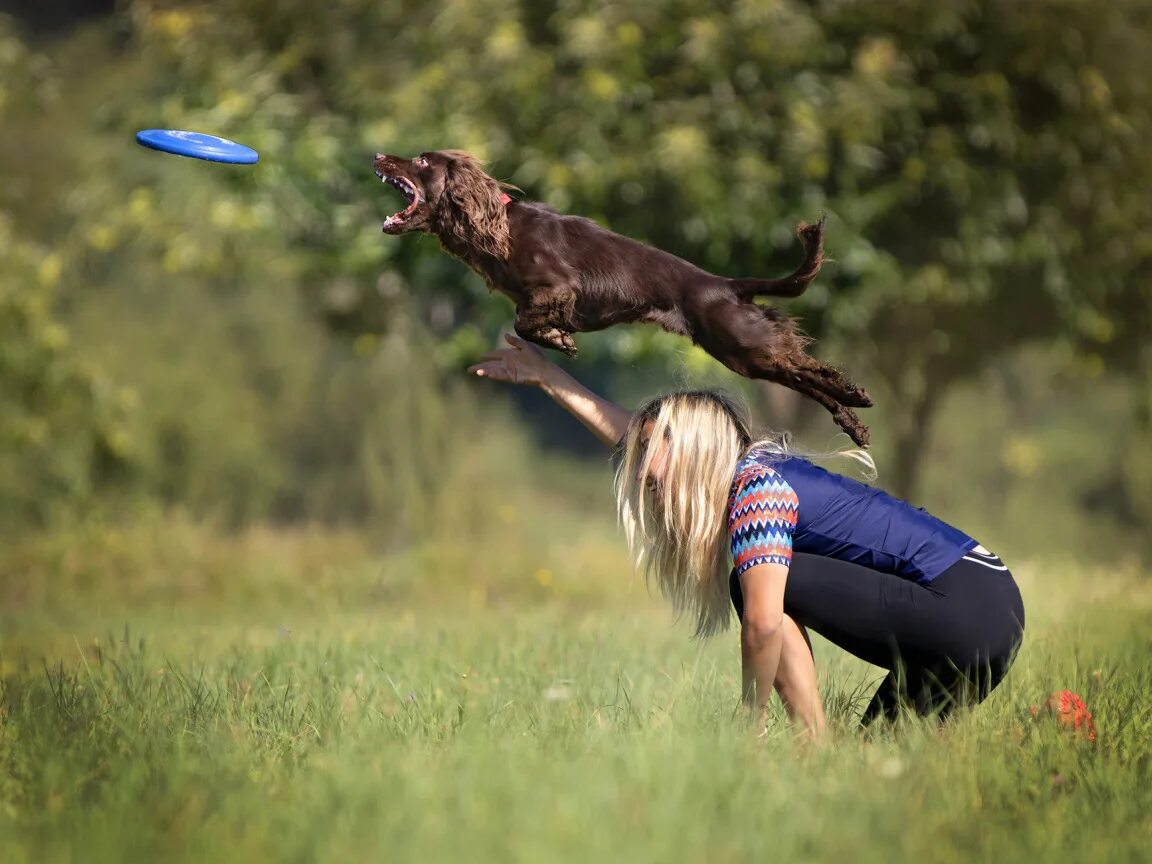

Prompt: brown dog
[{"left": 373, "top": 149, "right": 872, "bottom": 445}]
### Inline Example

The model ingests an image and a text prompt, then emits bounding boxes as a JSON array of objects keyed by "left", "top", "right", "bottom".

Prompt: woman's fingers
[
  {"left": 468, "top": 360, "right": 515, "bottom": 381},
  {"left": 469, "top": 334, "right": 547, "bottom": 386}
]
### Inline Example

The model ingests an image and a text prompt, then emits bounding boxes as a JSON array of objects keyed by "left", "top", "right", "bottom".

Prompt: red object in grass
[{"left": 1029, "top": 689, "right": 1097, "bottom": 742}]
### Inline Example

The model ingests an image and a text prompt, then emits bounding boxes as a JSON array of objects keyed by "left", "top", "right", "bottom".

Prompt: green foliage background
[
  {"left": 1, "top": 0, "right": 1150, "bottom": 552},
  {"left": 2, "top": 4, "right": 1151, "bottom": 861}
]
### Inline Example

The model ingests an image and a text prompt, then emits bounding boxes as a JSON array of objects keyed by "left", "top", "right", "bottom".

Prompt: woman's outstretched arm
[{"left": 468, "top": 334, "right": 633, "bottom": 448}]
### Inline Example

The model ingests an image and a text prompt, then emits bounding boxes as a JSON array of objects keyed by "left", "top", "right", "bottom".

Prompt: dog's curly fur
[{"left": 373, "top": 149, "right": 872, "bottom": 445}]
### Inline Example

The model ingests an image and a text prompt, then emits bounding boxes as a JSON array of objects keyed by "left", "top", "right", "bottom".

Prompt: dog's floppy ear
[{"left": 439, "top": 151, "right": 512, "bottom": 260}]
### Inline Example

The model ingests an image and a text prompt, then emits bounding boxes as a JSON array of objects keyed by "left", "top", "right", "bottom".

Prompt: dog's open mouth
[{"left": 375, "top": 169, "right": 420, "bottom": 230}]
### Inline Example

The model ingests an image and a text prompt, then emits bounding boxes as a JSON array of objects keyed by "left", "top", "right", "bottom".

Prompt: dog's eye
[{"left": 413, "top": 156, "right": 428, "bottom": 168}]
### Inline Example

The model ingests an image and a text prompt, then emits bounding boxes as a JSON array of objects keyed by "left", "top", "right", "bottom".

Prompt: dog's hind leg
[
  {"left": 782, "top": 375, "right": 871, "bottom": 447},
  {"left": 690, "top": 299, "right": 871, "bottom": 446},
  {"left": 745, "top": 364, "right": 870, "bottom": 447},
  {"left": 723, "top": 354, "right": 866, "bottom": 446},
  {"left": 786, "top": 352, "right": 873, "bottom": 408},
  {"left": 689, "top": 298, "right": 871, "bottom": 406}
]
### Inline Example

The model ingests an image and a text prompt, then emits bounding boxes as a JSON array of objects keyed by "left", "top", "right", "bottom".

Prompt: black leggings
[{"left": 729, "top": 551, "right": 1026, "bottom": 724}]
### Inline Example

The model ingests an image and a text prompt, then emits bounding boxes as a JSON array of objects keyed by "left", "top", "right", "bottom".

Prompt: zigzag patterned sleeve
[{"left": 728, "top": 463, "right": 799, "bottom": 574}]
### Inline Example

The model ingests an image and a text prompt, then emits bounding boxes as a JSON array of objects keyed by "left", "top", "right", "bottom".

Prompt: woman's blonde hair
[{"left": 614, "top": 389, "right": 875, "bottom": 638}]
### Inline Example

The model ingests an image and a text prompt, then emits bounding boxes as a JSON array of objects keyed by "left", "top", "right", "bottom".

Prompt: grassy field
[{"left": 1, "top": 506, "right": 1150, "bottom": 863}]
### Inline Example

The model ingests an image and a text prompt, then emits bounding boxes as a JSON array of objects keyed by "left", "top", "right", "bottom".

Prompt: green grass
[{"left": 1, "top": 524, "right": 1150, "bottom": 863}]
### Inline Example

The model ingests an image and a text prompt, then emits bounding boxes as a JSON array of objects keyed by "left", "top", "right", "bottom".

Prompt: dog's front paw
[
  {"left": 537, "top": 327, "right": 578, "bottom": 357},
  {"left": 556, "top": 334, "right": 579, "bottom": 357}
]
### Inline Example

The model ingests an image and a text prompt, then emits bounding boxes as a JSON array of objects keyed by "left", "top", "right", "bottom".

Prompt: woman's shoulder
[
  {"left": 734, "top": 448, "right": 773, "bottom": 473},
  {"left": 732, "top": 449, "right": 799, "bottom": 488},
  {"left": 731, "top": 451, "right": 854, "bottom": 502}
]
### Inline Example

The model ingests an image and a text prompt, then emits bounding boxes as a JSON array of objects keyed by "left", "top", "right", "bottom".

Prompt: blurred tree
[
  {"left": 80, "top": 0, "right": 1147, "bottom": 495},
  {"left": 3, "top": 0, "right": 1148, "bottom": 526},
  {"left": 0, "top": 17, "right": 137, "bottom": 526},
  {"left": 0, "top": 221, "right": 138, "bottom": 526},
  {"left": 815, "top": 0, "right": 1152, "bottom": 495}
]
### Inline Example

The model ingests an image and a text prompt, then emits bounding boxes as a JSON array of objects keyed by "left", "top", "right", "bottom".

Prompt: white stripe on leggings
[{"left": 962, "top": 554, "right": 1009, "bottom": 571}]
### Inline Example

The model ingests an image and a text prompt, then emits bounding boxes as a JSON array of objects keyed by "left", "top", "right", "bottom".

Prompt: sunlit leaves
[{"left": 2, "top": 0, "right": 1149, "bottom": 516}]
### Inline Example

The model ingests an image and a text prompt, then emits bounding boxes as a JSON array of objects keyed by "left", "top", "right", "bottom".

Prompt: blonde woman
[{"left": 469, "top": 335, "right": 1025, "bottom": 735}]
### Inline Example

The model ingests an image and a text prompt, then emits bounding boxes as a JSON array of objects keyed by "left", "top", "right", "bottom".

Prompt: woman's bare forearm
[
  {"left": 773, "top": 616, "right": 826, "bottom": 737},
  {"left": 741, "top": 622, "right": 784, "bottom": 721},
  {"left": 540, "top": 367, "right": 633, "bottom": 448}
]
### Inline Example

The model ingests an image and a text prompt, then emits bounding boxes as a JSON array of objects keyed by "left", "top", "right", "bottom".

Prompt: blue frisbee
[{"left": 135, "top": 129, "right": 259, "bottom": 165}]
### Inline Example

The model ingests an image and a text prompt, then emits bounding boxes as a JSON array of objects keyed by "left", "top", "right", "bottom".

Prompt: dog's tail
[{"left": 729, "top": 217, "right": 825, "bottom": 300}]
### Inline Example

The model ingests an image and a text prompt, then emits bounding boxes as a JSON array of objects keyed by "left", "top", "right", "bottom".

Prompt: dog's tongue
[{"left": 500, "top": 193, "right": 512, "bottom": 206}]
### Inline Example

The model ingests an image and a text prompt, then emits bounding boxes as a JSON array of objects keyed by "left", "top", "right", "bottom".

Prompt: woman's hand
[
  {"left": 467, "top": 333, "right": 632, "bottom": 448},
  {"left": 467, "top": 333, "right": 558, "bottom": 388}
]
